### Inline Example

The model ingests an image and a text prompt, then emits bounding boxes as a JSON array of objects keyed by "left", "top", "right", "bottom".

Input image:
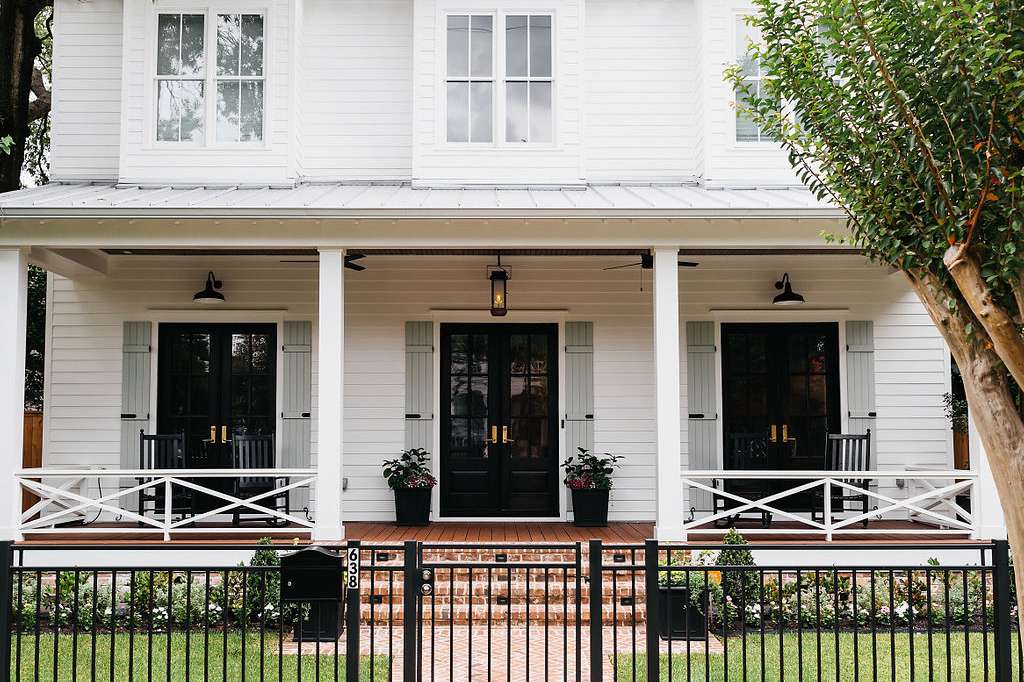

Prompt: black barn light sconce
[
  {"left": 193, "top": 271, "right": 225, "bottom": 304},
  {"left": 772, "top": 273, "right": 805, "bottom": 306},
  {"left": 489, "top": 254, "right": 509, "bottom": 317}
]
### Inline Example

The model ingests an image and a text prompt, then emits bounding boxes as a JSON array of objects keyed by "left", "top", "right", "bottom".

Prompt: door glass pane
[{"left": 530, "top": 334, "right": 548, "bottom": 373}]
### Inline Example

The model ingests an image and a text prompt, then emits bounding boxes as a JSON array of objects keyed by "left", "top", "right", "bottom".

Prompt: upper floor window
[
  {"left": 734, "top": 16, "right": 774, "bottom": 144},
  {"left": 155, "top": 11, "right": 265, "bottom": 145},
  {"left": 446, "top": 15, "right": 494, "bottom": 143},
  {"left": 505, "top": 15, "right": 552, "bottom": 143},
  {"left": 444, "top": 12, "right": 553, "bottom": 145}
]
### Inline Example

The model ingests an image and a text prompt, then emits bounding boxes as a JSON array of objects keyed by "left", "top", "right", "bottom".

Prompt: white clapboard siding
[
  {"left": 50, "top": 0, "right": 123, "bottom": 181},
  {"left": 44, "top": 253, "right": 950, "bottom": 522},
  {"left": 583, "top": 0, "right": 698, "bottom": 181},
  {"left": 686, "top": 321, "right": 716, "bottom": 512},
  {"left": 404, "top": 322, "right": 433, "bottom": 451},
  {"left": 282, "top": 321, "right": 313, "bottom": 512}
]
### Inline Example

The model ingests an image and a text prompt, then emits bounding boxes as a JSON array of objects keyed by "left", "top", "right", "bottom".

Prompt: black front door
[
  {"left": 440, "top": 324, "right": 559, "bottom": 517},
  {"left": 157, "top": 323, "right": 277, "bottom": 467},
  {"left": 721, "top": 323, "right": 841, "bottom": 508}
]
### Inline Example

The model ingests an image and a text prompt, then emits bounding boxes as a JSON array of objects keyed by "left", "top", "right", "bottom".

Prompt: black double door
[
  {"left": 721, "top": 323, "right": 840, "bottom": 509},
  {"left": 156, "top": 323, "right": 277, "bottom": 469},
  {"left": 440, "top": 324, "right": 559, "bottom": 517}
]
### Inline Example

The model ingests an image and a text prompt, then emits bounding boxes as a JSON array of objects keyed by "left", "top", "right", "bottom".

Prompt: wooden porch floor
[{"left": 15, "top": 519, "right": 979, "bottom": 546}]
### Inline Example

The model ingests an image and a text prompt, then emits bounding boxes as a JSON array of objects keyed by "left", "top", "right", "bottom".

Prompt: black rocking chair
[
  {"left": 813, "top": 430, "right": 872, "bottom": 527},
  {"left": 137, "top": 431, "right": 194, "bottom": 524},
  {"left": 713, "top": 431, "right": 774, "bottom": 528},
  {"left": 230, "top": 434, "right": 290, "bottom": 526}
]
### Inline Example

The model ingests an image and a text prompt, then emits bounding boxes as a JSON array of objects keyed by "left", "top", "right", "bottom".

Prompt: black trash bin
[{"left": 281, "top": 546, "right": 345, "bottom": 642}]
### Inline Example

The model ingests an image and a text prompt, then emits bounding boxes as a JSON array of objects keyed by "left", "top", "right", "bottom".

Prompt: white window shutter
[
  {"left": 845, "top": 320, "right": 877, "bottom": 444},
  {"left": 565, "top": 322, "right": 594, "bottom": 514},
  {"left": 120, "top": 321, "right": 152, "bottom": 470},
  {"left": 405, "top": 322, "right": 434, "bottom": 451},
  {"left": 686, "top": 321, "right": 717, "bottom": 512},
  {"left": 282, "top": 321, "right": 313, "bottom": 512}
]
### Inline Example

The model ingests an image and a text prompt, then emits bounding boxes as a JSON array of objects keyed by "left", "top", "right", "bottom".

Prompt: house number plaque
[{"left": 347, "top": 547, "right": 360, "bottom": 590}]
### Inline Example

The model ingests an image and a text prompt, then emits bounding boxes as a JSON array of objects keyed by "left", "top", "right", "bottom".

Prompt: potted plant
[
  {"left": 943, "top": 392, "right": 970, "bottom": 470},
  {"left": 382, "top": 448, "right": 436, "bottom": 526},
  {"left": 657, "top": 549, "right": 717, "bottom": 640},
  {"left": 561, "top": 447, "right": 622, "bottom": 527}
]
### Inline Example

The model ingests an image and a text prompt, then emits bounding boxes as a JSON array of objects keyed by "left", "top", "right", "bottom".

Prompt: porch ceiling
[{"left": 0, "top": 181, "right": 843, "bottom": 219}]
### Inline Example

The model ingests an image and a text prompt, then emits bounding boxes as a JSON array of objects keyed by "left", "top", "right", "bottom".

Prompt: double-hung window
[
  {"left": 446, "top": 14, "right": 494, "bottom": 143},
  {"left": 734, "top": 16, "right": 774, "bottom": 143},
  {"left": 504, "top": 15, "right": 552, "bottom": 143},
  {"left": 444, "top": 12, "right": 553, "bottom": 145},
  {"left": 155, "top": 11, "right": 266, "bottom": 145},
  {"left": 156, "top": 13, "right": 206, "bottom": 143}
]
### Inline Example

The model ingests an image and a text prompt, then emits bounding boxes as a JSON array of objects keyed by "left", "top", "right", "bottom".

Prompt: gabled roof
[{"left": 0, "top": 181, "right": 843, "bottom": 219}]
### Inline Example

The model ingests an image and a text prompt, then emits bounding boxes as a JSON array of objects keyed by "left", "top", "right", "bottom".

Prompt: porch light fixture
[
  {"left": 489, "top": 254, "right": 509, "bottom": 317},
  {"left": 772, "top": 273, "right": 805, "bottom": 306},
  {"left": 193, "top": 271, "right": 225, "bottom": 305}
]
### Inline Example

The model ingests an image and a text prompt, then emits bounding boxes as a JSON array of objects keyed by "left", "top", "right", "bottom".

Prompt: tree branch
[
  {"left": 944, "top": 246, "right": 1024, "bottom": 390},
  {"left": 27, "top": 67, "right": 48, "bottom": 122}
]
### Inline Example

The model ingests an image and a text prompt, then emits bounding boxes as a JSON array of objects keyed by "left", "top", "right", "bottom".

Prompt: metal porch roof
[{"left": 0, "top": 182, "right": 843, "bottom": 220}]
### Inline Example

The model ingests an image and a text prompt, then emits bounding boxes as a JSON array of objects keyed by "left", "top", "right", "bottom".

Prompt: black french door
[
  {"left": 440, "top": 324, "right": 559, "bottom": 517},
  {"left": 721, "top": 323, "right": 840, "bottom": 508},
  {"left": 156, "top": 323, "right": 277, "bottom": 468}
]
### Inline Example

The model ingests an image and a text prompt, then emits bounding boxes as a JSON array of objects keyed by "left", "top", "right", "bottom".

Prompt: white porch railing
[
  {"left": 15, "top": 468, "right": 317, "bottom": 541},
  {"left": 682, "top": 470, "right": 978, "bottom": 540}
]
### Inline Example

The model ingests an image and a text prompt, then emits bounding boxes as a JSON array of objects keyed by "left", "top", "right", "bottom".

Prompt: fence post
[
  {"left": 0, "top": 541, "right": 11, "bottom": 682},
  {"left": 345, "top": 540, "right": 361, "bottom": 682},
  {"left": 402, "top": 541, "right": 418, "bottom": 682},
  {"left": 644, "top": 539, "right": 660, "bottom": 682},
  {"left": 588, "top": 540, "right": 603, "bottom": 682},
  {"left": 993, "top": 539, "right": 1013, "bottom": 682}
]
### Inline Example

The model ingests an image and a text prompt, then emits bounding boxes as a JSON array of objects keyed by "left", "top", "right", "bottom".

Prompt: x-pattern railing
[
  {"left": 15, "top": 468, "right": 317, "bottom": 540},
  {"left": 682, "top": 469, "right": 978, "bottom": 540}
]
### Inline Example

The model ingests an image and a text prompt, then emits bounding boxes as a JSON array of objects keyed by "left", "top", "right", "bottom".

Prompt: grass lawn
[
  {"left": 10, "top": 633, "right": 390, "bottom": 681},
  {"left": 614, "top": 632, "right": 1019, "bottom": 682}
]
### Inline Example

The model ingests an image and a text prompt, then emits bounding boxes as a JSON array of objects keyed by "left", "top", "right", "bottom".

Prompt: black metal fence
[{"left": 0, "top": 539, "right": 1017, "bottom": 681}]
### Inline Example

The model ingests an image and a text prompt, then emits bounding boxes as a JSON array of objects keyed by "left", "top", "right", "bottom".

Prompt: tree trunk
[
  {"left": 907, "top": 271, "right": 1024, "bottom": 638},
  {"left": 0, "top": 0, "right": 44, "bottom": 191}
]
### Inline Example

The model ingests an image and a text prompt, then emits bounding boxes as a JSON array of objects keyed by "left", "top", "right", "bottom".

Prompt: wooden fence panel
[{"left": 22, "top": 411, "right": 42, "bottom": 512}]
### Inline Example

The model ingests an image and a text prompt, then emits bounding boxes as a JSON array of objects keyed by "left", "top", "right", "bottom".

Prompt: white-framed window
[
  {"left": 154, "top": 10, "right": 266, "bottom": 145},
  {"left": 734, "top": 15, "right": 774, "bottom": 144},
  {"left": 446, "top": 14, "right": 494, "bottom": 143},
  {"left": 504, "top": 15, "right": 552, "bottom": 143},
  {"left": 156, "top": 13, "right": 206, "bottom": 143}
]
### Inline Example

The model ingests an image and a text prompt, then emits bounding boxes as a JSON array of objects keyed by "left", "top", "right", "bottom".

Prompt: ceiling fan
[
  {"left": 279, "top": 253, "right": 369, "bottom": 271},
  {"left": 603, "top": 253, "right": 699, "bottom": 270}
]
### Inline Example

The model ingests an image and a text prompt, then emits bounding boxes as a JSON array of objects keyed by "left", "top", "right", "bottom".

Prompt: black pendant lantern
[
  {"left": 193, "top": 271, "right": 225, "bottom": 305},
  {"left": 772, "top": 272, "right": 805, "bottom": 306},
  {"left": 489, "top": 255, "right": 509, "bottom": 317}
]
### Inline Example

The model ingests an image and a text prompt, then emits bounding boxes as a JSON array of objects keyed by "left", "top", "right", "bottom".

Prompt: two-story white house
[{"left": 0, "top": 0, "right": 1006, "bottom": 545}]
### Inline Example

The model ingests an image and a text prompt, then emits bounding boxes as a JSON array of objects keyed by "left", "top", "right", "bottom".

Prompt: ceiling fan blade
[
  {"left": 678, "top": 261, "right": 700, "bottom": 267},
  {"left": 345, "top": 253, "right": 366, "bottom": 263},
  {"left": 602, "top": 262, "right": 643, "bottom": 271},
  {"left": 344, "top": 261, "right": 367, "bottom": 272}
]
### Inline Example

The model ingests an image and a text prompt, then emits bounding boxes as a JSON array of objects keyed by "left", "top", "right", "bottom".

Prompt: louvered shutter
[
  {"left": 405, "top": 322, "right": 434, "bottom": 451},
  {"left": 686, "top": 321, "right": 717, "bottom": 512},
  {"left": 282, "top": 321, "right": 313, "bottom": 512}
]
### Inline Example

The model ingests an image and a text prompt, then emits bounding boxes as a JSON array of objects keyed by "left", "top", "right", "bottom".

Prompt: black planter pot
[
  {"left": 394, "top": 487, "right": 432, "bottom": 526},
  {"left": 570, "top": 488, "right": 610, "bottom": 527},
  {"left": 657, "top": 586, "right": 708, "bottom": 640}
]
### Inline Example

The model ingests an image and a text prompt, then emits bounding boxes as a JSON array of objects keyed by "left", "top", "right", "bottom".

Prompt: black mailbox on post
[{"left": 281, "top": 546, "right": 345, "bottom": 642}]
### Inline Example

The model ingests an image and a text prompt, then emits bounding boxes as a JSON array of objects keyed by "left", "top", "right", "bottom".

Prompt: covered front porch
[{"left": 0, "top": 184, "right": 1003, "bottom": 546}]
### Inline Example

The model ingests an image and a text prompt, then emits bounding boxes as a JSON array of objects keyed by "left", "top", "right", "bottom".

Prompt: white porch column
[
  {"left": 0, "top": 249, "right": 28, "bottom": 541},
  {"left": 969, "top": 414, "right": 1007, "bottom": 540},
  {"left": 315, "top": 248, "right": 345, "bottom": 541},
  {"left": 652, "top": 247, "right": 685, "bottom": 540}
]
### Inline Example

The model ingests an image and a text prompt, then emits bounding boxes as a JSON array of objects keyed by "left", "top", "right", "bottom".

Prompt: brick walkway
[{"left": 284, "top": 625, "right": 723, "bottom": 681}]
